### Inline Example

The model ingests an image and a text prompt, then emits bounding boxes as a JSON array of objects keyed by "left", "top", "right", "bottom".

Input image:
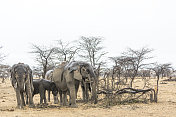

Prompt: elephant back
[{"left": 52, "top": 62, "right": 67, "bottom": 83}]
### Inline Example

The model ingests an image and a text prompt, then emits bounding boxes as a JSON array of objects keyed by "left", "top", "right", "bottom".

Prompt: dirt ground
[{"left": 1, "top": 78, "right": 176, "bottom": 117}]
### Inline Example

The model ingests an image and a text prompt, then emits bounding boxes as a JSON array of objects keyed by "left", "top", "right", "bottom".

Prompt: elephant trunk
[
  {"left": 17, "top": 75, "right": 26, "bottom": 92},
  {"left": 18, "top": 82, "right": 25, "bottom": 92}
]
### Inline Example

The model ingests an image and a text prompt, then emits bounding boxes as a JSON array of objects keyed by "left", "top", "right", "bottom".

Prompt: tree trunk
[
  {"left": 155, "top": 75, "right": 159, "bottom": 102},
  {"left": 130, "top": 77, "right": 134, "bottom": 88}
]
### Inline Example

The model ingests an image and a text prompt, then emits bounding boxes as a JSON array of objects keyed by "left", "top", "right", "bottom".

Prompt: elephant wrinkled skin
[
  {"left": 53, "top": 61, "right": 97, "bottom": 107},
  {"left": 10, "top": 63, "right": 35, "bottom": 109}
]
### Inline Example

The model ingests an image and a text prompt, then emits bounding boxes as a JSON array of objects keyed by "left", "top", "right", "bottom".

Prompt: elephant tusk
[
  {"left": 24, "top": 84, "right": 26, "bottom": 91},
  {"left": 14, "top": 82, "right": 17, "bottom": 89}
]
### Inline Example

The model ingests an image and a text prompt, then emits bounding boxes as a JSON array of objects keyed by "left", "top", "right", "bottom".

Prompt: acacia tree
[
  {"left": 30, "top": 44, "right": 55, "bottom": 78},
  {"left": 110, "top": 47, "right": 153, "bottom": 88},
  {"left": 78, "top": 36, "right": 107, "bottom": 68},
  {"left": 152, "top": 63, "right": 172, "bottom": 102},
  {"left": 109, "top": 56, "right": 128, "bottom": 84},
  {"left": 54, "top": 40, "right": 78, "bottom": 62}
]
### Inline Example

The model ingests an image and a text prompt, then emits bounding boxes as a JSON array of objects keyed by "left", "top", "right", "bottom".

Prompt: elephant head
[
  {"left": 66, "top": 61, "right": 98, "bottom": 104},
  {"left": 50, "top": 82, "right": 58, "bottom": 96},
  {"left": 11, "top": 63, "right": 31, "bottom": 91}
]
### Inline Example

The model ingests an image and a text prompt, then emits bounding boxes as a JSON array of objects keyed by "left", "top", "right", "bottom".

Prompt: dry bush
[{"left": 97, "top": 77, "right": 156, "bottom": 107}]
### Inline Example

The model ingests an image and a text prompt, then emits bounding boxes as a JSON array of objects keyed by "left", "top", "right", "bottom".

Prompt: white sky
[{"left": 0, "top": 0, "right": 176, "bottom": 68}]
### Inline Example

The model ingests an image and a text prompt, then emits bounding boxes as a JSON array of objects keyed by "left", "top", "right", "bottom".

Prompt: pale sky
[{"left": 0, "top": 0, "right": 176, "bottom": 68}]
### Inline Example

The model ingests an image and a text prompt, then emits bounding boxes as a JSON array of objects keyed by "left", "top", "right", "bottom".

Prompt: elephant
[
  {"left": 52, "top": 61, "right": 98, "bottom": 107},
  {"left": 10, "top": 63, "right": 35, "bottom": 109},
  {"left": 32, "top": 79, "right": 58, "bottom": 104},
  {"left": 46, "top": 69, "right": 91, "bottom": 103},
  {"left": 45, "top": 69, "right": 59, "bottom": 104}
]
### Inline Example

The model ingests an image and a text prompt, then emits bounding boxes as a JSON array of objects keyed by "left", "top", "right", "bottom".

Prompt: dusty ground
[{"left": 1, "top": 78, "right": 176, "bottom": 117}]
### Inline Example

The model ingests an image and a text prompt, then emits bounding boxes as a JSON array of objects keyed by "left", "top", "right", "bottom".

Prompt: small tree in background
[
  {"left": 0, "top": 64, "right": 10, "bottom": 83},
  {"left": 0, "top": 46, "right": 7, "bottom": 83},
  {"left": 78, "top": 36, "right": 107, "bottom": 68},
  {"left": 121, "top": 47, "right": 153, "bottom": 87},
  {"left": 0, "top": 46, "right": 5, "bottom": 63},
  {"left": 30, "top": 44, "right": 55, "bottom": 78},
  {"left": 152, "top": 63, "right": 172, "bottom": 102},
  {"left": 54, "top": 40, "right": 78, "bottom": 62}
]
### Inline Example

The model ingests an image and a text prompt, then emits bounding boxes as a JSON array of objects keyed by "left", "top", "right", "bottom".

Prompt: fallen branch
[
  {"left": 98, "top": 88, "right": 156, "bottom": 102},
  {"left": 115, "top": 88, "right": 154, "bottom": 95}
]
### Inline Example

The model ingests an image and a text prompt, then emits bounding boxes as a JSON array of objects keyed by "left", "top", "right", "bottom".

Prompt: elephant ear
[
  {"left": 66, "top": 63, "right": 82, "bottom": 81},
  {"left": 74, "top": 69, "right": 82, "bottom": 81},
  {"left": 10, "top": 64, "right": 18, "bottom": 88}
]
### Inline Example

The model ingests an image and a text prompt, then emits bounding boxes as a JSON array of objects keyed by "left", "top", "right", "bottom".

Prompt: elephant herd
[{"left": 10, "top": 61, "right": 98, "bottom": 109}]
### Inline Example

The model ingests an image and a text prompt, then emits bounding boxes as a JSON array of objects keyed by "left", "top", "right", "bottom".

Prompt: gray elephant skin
[
  {"left": 52, "top": 61, "right": 98, "bottom": 107},
  {"left": 45, "top": 69, "right": 90, "bottom": 104},
  {"left": 32, "top": 79, "right": 58, "bottom": 104},
  {"left": 10, "top": 63, "right": 35, "bottom": 109}
]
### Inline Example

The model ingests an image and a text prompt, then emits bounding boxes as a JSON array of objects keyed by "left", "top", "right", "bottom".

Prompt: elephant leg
[
  {"left": 81, "top": 85, "right": 86, "bottom": 102},
  {"left": 59, "top": 91, "right": 63, "bottom": 106},
  {"left": 26, "top": 92, "right": 28, "bottom": 105},
  {"left": 44, "top": 90, "right": 47, "bottom": 104},
  {"left": 62, "top": 91, "right": 67, "bottom": 106},
  {"left": 15, "top": 89, "right": 22, "bottom": 108},
  {"left": 67, "top": 91, "right": 71, "bottom": 105},
  {"left": 54, "top": 94, "right": 59, "bottom": 104},
  {"left": 20, "top": 92, "right": 25, "bottom": 106},
  {"left": 81, "top": 81, "right": 86, "bottom": 102},
  {"left": 40, "top": 90, "right": 44, "bottom": 104},
  {"left": 67, "top": 82, "right": 77, "bottom": 108},
  {"left": 48, "top": 90, "right": 50, "bottom": 102},
  {"left": 85, "top": 83, "right": 89, "bottom": 102},
  {"left": 26, "top": 82, "right": 35, "bottom": 107},
  {"left": 25, "top": 86, "right": 28, "bottom": 105},
  {"left": 75, "top": 80, "right": 80, "bottom": 99}
]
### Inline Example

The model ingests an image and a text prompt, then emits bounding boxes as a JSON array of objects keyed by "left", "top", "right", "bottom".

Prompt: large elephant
[
  {"left": 10, "top": 63, "right": 35, "bottom": 109},
  {"left": 53, "top": 61, "right": 97, "bottom": 107}
]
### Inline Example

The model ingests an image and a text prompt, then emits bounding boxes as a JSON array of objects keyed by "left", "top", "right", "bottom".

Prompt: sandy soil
[{"left": 1, "top": 78, "right": 176, "bottom": 117}]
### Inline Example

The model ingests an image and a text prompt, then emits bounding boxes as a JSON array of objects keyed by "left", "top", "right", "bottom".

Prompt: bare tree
[
  {"left": 151, "top": 63, "right": 172, "bottom": 102},
  {"left": 0, "top": 46, "right": 5, "bottom": 62},
  {"left": 30, "top": 44, "right": 55, "bottom": 78},
  {"left": 78, "top": 36, "right": 107, "bottom": 68},
  {"left": 121, "top": 47, "right": 153, "bottom": 87},
  {"left": 0, "top": 64, "right": 10, "bottom": 83},
  {"left": 54, "top": 40, "right": 78, "bottom": 62}
]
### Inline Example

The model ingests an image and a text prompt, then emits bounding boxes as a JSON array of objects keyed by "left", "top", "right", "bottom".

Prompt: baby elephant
[{"left": 32, "top": 79, "right": 58, "bottom": 104}]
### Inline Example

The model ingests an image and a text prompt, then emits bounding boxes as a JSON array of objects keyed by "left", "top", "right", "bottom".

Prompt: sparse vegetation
[{"left": 0, "top": 38, "right": 176, "bottom": 117}]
